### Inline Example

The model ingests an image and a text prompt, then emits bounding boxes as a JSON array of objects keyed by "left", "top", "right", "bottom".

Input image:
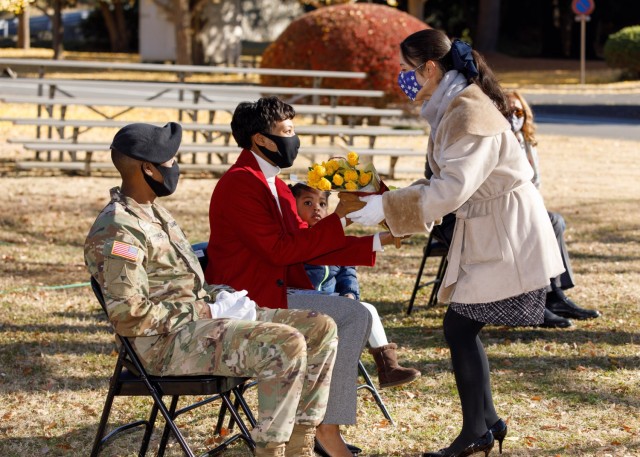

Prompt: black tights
[{"left": 442, "top": 307, "right": 500, "bottom": 453}]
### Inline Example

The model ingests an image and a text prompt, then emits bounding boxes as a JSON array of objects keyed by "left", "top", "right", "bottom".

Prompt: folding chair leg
[
  {"left": 214, "top": 401, "right": 228, "bottom": 435},
  {"left": 142, "top": 381, "right": 197, "bottom": 457},
  {"left": 407, "top": 245, "right": 430, "bottom": 315},
  {"left": 232, "top": 385, "right": 257, "bottom": 428},
  {"left": 220, "top": 392, "right": 256, "bottom": 450},
  {"left": 356, "top": 361, "right": 394, "bottom": 425},
  {"left": 427, "top": 258, "right": 447, "bottom": 309},
  {"left": 139, "top": 403, "right": 160, "bottom": 457},
  {"left": 91, "top": 351, "right": 155, "bottom": 457},
  {"left": 221, "top": 381, "right": 258, "bottom": 433},
  {"left": 157, "top": 395, "right": 180, "bottom": 457}
]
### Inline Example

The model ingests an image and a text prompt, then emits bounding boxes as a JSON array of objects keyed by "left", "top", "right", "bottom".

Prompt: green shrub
[
  {"left": 603, "top": 25, "right": 640, "bottom": 78},
  {"left": 260, "top": 3, "right": 428, "bottom": 108}
]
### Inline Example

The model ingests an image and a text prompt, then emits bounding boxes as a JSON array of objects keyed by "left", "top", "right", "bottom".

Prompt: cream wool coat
[{"left": 383, "top": 84, "right": 564, "bottom": 304}]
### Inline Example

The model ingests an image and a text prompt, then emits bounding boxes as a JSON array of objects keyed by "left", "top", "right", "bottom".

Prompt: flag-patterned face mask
[{"left": 397, "top": 63, "right": 425, "bottom": 101}]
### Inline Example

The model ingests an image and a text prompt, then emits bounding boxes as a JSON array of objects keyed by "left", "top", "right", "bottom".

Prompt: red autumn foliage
[{"left": 260, "top": 3, "right": 429, "bottom": 108}]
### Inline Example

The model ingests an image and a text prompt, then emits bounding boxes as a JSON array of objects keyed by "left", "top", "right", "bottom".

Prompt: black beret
[{"left": 110, "top": 122, "right": 182, "bottom": 163}]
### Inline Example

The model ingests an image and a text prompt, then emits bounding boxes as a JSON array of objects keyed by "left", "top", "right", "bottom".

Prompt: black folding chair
[
  {"left": 407, "top": 222, "right": 451, "bottom": 315},
  {"left": 90, "top": 277, "right": 256, "bottom": 457}
]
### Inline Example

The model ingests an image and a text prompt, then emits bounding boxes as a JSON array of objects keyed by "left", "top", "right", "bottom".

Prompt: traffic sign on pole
[
  {"left": 572, "top": 0, "right": 595, "bottom": 84},
  {"left": 572, "top": 0, "right": 595, "bottom": 16}
]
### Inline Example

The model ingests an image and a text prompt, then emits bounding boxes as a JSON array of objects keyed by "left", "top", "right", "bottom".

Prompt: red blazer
[{"left": 206, "top": 149, "right": 376, "bottom": 309}]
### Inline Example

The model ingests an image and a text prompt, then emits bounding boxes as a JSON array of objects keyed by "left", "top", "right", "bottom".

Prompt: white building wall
[{"left": 139, "top": 0, "right": 176, "bottom": 62}]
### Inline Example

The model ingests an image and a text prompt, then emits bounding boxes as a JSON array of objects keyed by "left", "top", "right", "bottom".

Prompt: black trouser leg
[{"left": 442, "top": 307, "right": 496, "bottom": 452}]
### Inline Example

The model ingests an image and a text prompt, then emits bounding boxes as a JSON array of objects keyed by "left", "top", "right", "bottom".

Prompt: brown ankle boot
[
  {"left": 369, "top": 343, "right": 421, "bottom": 388},
  {"left": 254, "top": 442, "right": 286, "bottom": 457},
  {"left": 285, "top": 424, "right": 316, "bottom": 456}
]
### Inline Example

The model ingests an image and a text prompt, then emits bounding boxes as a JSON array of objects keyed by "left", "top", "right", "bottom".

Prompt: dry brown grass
[
  {"left": 0, "top": 51, "right": 639, "bottom": 456},
  {"left": 0, "top": 132, "right": 639, "bottom": 456}
]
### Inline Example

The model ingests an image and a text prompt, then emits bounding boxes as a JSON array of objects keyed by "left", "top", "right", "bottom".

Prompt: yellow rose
[
  {"left": 344, "top": 169, "right": 358, "bottom": 182},
  {"left": 347, "top": 152, "right": 359, "bottom": 167},
  {"left": 307, "top": 169, "right": 319, "bottom": 185},
  {"left": 318, "top": 177, "right": 332, "bottom": 191},
  {"left": 313, "top": 164, "right": 327, "bottom": 177},
  {"left": 332, "top": 174, "right": 344, "bottom": 186},
  {"left": 345, "top": 181, "right": 358, "bottom": 191},
  {"left": 358, "top": 171, "right": 372, "bottom": 186},
  {"left": 325, "top": 160, "right": 339, "bottom": 175}
]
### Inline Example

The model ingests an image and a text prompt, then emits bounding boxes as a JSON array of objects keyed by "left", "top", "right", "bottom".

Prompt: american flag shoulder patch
[{"left": 111, "top": 240, "right": 139, "bottom": 261}]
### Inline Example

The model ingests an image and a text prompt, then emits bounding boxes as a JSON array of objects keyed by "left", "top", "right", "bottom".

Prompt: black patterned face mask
[
  {"left": 257, "top": 132, "right": 301, "bottom": 169},
  {"left": 143, "top": 161, "right": 180, "bottom": 197}
]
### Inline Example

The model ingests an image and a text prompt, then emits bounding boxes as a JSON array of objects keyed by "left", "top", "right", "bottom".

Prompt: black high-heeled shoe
[
  {"left": 314, "top": 437, "right": 361, "bottom": 456},
  {"left": 422, "top": 431, "right": 495, "bottom": 457},
  {"left": 489, "top": 419, "right": 507, "bottom": 454}
]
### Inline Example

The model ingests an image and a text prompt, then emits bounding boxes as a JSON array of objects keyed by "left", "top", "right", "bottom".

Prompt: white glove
[
  {"left": 209, "top": 290, "right": 257, "bottom": 321},
  {"left": 346, "top": 194, "right": 385, "bottom": 226}
]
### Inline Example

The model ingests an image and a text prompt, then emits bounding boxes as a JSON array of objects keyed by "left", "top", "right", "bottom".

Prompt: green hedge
[{"left": 604, "top": 25, "right": 640, "bottom": 78}]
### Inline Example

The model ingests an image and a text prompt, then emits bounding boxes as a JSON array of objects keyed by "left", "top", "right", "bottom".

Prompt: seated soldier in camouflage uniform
[{"left": 84, "top": 122, "right": 338, "bottom": 457}]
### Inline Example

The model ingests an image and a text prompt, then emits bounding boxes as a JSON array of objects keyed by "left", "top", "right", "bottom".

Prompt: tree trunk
[
  {"left": 173, "top": 0, "right": 192, "bottom": 64},
  {"left": 52, "top": 0, "right": 64, "bottom": 59},
  {"left": 114, "top": 0, "right": 131, "bottom": 52},
  {"left": 17, "top": 6, "right": 30, "bottom": 50},
  {"left": 99, "top": 1, "right": 120, "bottom": 52},
  {"left": 191, "top": 13, "right": 204, "bottom": 65},
  {"left": 475, "top": 0, "right": 500, "bottom": 53}
]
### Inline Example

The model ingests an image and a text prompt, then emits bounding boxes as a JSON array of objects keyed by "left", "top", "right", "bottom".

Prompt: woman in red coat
[{"left": 206, "top": 97, "right": 391, "bottom": 457}]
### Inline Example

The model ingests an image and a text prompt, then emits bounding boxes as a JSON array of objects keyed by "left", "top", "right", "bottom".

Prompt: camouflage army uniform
[{"left": 84, "top": 187, "right": 338, "bottom": 445}]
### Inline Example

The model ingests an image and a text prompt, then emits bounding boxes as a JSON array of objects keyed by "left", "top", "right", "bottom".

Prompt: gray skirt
[{"left": 450, "top": 288, "right": 546, "bottom": 326}]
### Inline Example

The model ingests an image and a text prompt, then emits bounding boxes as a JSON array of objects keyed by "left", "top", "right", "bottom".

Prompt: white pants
[{"left": 361, "top": 301, "right": 389, "bottom": 348}]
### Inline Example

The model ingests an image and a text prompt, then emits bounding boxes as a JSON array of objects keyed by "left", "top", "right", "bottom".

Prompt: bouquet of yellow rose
[
  {"left": 306, "top": 152, "right": 381, "bottom": 193},
  {"left": 306, "top": 152, "right": 402, "bottom": 247}
]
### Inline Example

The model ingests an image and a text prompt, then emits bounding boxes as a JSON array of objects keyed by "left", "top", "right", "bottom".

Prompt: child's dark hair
[
  {"left": 231, "top": 96, "right": 296, "bottom": 149},
  {"left": 289, "top": 183, "right": 330, "bottom": 200}
]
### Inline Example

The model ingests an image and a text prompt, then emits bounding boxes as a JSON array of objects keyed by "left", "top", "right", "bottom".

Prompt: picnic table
[{"left": 0, "top": 77, "right": 385, "bottom": 107}]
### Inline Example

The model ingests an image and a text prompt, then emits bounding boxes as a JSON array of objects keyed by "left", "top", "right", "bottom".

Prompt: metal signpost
[{"left": 572, "top": 0, "right": 595, "bottom": 84}]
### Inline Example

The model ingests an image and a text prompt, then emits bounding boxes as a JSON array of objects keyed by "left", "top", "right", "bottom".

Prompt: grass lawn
[{"left": 0, "top": 50, "right": 639, "bottom": 456}]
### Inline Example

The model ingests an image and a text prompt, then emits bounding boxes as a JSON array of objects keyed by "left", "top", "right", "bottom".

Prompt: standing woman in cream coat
[{"left": 348, "top": 29, "right": 565, "bottom": 457}]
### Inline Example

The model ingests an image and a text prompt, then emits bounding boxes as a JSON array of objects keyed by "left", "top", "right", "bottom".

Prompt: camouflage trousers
[{"left": 134, "top": 307, "right": 338, "bottom": 445}]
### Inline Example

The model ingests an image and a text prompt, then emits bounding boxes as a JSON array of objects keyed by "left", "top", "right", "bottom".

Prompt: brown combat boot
[
  {"left": 369, "top": 343, "right": 421, "bottom": 388},
  {"left": 254, "top": 442, "right": 286, "bottom": 457},
  {"left": 285, "top": 424, "right": 316, "bottom": 457}
]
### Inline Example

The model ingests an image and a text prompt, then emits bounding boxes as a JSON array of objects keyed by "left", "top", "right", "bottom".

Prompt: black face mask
[
  {"left": 142, "top": 161, "right": 180, "bottom": 197},
  {"left": 257, "top": 132, "right": 301, "bottom": 169}
]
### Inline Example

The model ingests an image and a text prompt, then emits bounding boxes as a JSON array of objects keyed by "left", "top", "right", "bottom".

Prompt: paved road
[{"left": 523, "top": 92, "right": 640, "bottom": 141}]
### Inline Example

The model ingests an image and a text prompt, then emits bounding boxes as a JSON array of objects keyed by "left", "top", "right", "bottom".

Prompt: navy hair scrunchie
[{"left": 450, "top": 39, "right": 479, "bottom": 78}]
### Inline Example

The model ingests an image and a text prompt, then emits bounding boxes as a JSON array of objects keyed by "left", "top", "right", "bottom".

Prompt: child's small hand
[{"left": 333, "top": 199, "right": 352, "bottom": 224}]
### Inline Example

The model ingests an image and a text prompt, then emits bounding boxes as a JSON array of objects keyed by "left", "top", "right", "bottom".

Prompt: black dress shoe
[
  {"left": 423, "top": 431, "right": 495, "bottom": 457},
  {"left": 546, "top": 294, "right": 601, "bottom": 320},
  {"left": 539, "top": 308, "right": 573, "bottom": 328}
]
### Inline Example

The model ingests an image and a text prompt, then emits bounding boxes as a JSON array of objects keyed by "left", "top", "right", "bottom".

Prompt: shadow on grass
[
  {"left": 1, "top": 320, "right": 109, "bottom": 335},
  {"left": 0, "top": 422, "right": 255, "bottom": 457},
  {"left": 386, "top": 321, "right": 640, "bottom": 350}
]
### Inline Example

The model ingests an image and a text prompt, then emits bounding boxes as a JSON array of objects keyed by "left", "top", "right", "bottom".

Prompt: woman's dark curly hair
[{"left": 231, "top": 96, "right": 296, "bottom": 149}]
